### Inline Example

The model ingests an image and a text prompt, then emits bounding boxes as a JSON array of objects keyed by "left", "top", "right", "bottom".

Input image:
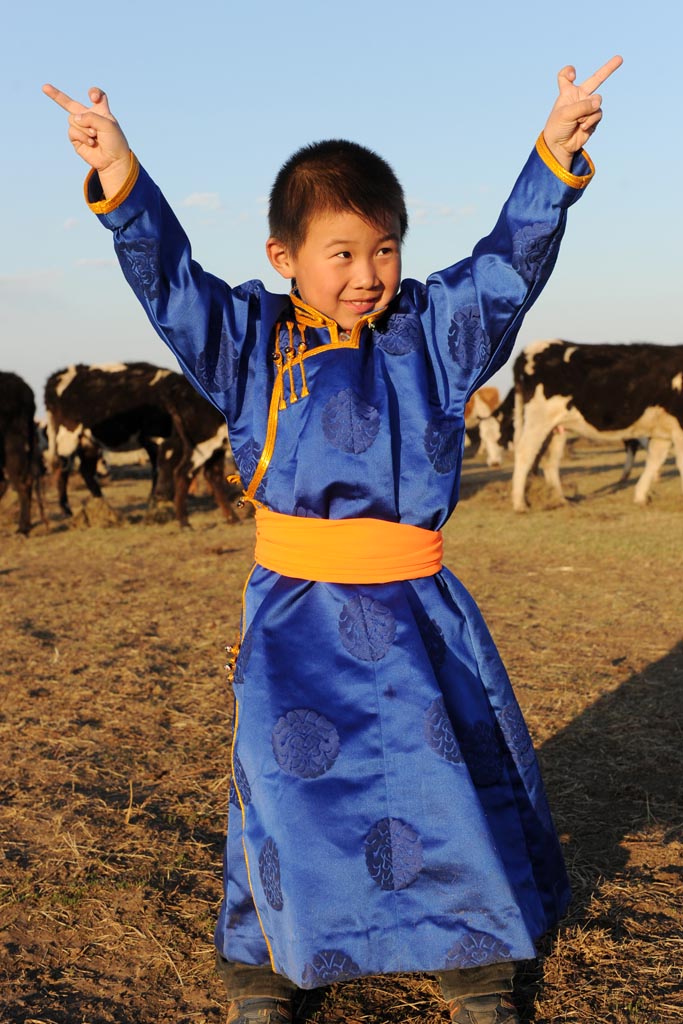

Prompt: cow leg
[
  {"left": 153, "top": 443, "right": 175, "bottom": 504},
  {"left": 203, "top": 453, "right": 240, "bottom": 524},
  {"left": 54, "top": 458, "right": 71, "bottom": 515},
  {"left": 670, "top": 428, "right": 683, "bottom": 497},
  {"left": 619, "top": 439, "right": 640, "bottom": 483},
  {"left": 15, "top": 476, "right": 32, "bottom": 534},
  {"left": 173, "top": 466, "right": 191, "bottom": 528},
  {"left": 33, "top": 469, "right": 48, "bottom": 528},
  {"left": 4, "top": 436, "right": 32, "bottom": 534},
  {"left": 479, "top": 417, "right": 504, "bottom": 467},
  {"left": 168, "top": 438, "right": 193, "bottom": 528},
  {"left": 633, "top": 436, "right": 671, "bottom": 505},
  {"left": 31, "top": 431, "right": 49, "bottom": 528},
  {"left": 78, "top": 447, "right": 104, "bottom": 499},
  {"left": 512, "top": 421, "right": 555, "bottom": 511},
  {"left": 539, "top": 430, "right": 568, "bottom": 500},
  {"left": 54, "top": 456, "right": 73, "bottom": 516},
  {"left": 142, "top": 440, "right": 160, "bottom": 502}
]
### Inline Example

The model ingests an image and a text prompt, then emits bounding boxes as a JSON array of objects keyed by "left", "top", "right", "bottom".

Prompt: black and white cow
[
  {"left": 511, "top": 340, "right": 683, "bottom": 510},
  {"left": 0, "top": 372, "right": 43, "bottom": 534},
  {"left": 44, "top": 362, "right": 239, "bottom": 526},
  {"left": 480, "top": 386, "right": 653, "bottom": 481}
]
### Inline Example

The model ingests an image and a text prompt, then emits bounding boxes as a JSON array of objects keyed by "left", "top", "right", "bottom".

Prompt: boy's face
[{"left": 267, "top": 210, "right": 402, "bottom": 331}]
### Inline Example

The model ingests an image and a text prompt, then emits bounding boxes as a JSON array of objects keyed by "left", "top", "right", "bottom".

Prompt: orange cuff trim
[
  {"left": 84, "top": 151, "right": 140, "bottom": 214},
  {"left": 254, "top": 508, "right": 443, "bottom": 584},
  {"left": 535, "top": 133, "right": 594, "bottom": 189}
]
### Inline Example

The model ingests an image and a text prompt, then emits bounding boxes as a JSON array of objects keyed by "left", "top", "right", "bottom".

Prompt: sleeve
[
  {"left": 84, "top": 154, "right": 271, "bottom": 426},
  {"left": 419, "top": 135, "right": 594, "bottom": 416}
]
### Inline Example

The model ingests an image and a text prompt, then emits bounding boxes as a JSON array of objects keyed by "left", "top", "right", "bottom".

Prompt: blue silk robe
[{"left": 89, "top": 139, "right": 593, "bottom": 988}]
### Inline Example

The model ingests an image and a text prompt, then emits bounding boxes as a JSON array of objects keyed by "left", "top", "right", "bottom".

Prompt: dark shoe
[
  {"left": 446, "top": 993, "right": 519, "bottom": 1024},
  {"left": 226, "top": 996, "right": 293, "bottom": 1024}
]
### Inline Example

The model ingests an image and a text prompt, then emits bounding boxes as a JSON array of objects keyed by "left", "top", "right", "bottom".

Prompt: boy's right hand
[{"left": 42, "top": 84, "right": 131, "bottom": 198}]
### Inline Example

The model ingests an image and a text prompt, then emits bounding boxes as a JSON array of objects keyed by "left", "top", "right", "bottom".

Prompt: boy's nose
[{"left": 353, "top": 260, "right": 380, "bottom": 289}]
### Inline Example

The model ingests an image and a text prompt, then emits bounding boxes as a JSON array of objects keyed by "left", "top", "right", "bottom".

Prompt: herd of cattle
[{"left": 1, "top": 340, "right": 682, "bottom": 535}]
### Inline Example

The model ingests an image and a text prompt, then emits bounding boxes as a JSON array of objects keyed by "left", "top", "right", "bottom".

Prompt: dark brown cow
[
  {"left": 0, "top": 372, "right": 40, "bottom": 534},
  {"left": 44, "top": 362, "right": 240, "bottom": 526}
]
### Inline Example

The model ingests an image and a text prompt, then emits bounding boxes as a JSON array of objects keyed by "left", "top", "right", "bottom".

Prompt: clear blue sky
[{"left": 2, "top": 1, "right": 680, "bottom": 413}]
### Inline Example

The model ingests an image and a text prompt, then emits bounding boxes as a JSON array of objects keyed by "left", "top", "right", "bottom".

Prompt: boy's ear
[{"left": 266, "top": 237, "right": 295, "bottom": 279}]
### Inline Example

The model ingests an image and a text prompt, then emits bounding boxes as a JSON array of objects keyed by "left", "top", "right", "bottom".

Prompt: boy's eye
[
  {"left": 378, "top": 246, "right": 395, "bottom": 256},
  {"left": 335, "top": 251, "right": 352, "bottom": 260}
]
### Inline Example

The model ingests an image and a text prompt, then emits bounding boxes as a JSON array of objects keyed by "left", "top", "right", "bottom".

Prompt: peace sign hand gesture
[
  {"left": 542, "top": 55, "right": 623, "bottom": 170},
  {"left": 42, "top": 84, "right": 131, "bottom": 197}
]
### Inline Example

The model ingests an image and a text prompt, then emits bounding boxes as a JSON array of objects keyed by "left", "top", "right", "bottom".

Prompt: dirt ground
[{"left": 1, "top": 443, "right": 682, "bottom": 1024}]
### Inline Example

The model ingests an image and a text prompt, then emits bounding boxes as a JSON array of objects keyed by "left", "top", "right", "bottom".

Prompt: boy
[{"left": 44, "top": 55, "right": 621, "bottom": 1024}]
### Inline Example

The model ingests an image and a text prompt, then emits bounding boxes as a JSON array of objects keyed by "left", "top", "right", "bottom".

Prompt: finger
[
  {"left": 70, "top": 132, "right": 97, "bottom": 149},
  {"left": 579, "top": 55, "right": 623, "bottom": 94},
  {"left": 69, "top": 110, "right": 115, "bottom": 132},
  {"left": 68, "top": 121, "right": 99, "bottom": 148},
  {"left": 556, "top": 65, "right": 577, "bottom": 95},
  {"left": 42, "top": 83, "right": 87, "bottom": 115},
  {"left": 577, "top": 109, "right": 603, "bottom": 133},
  {"left": 68, "top": 124, "right": 98, "bottom": 145},
  {"left": 88, "top": 87, "right": 113, "bottom": 117},
  {"left": 558, "top": 96, "right": 602, "bottom": 123}
]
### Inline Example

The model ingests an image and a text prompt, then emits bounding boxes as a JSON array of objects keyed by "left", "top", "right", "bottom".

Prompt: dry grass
[{"left": 1, "top": 443, "right": 682, "bottom": 1023}]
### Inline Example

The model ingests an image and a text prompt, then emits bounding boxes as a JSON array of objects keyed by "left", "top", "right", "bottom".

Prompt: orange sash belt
[{"left": 254, "top": 507, "right": 443, "bottom": 583}]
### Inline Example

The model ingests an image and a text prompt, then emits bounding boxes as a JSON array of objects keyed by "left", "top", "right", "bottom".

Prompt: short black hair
[{"left": 268, "top": 139, "right": 408, "bottom": 253}]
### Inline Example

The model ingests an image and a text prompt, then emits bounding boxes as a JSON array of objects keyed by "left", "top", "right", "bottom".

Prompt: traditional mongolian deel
[{"left": 87, "top": 138, "right": 593, "bottom": 988}]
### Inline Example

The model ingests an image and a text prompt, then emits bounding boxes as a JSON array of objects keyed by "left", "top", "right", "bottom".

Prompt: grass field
[{"left": 1, "top": 443, "right": 682, "bottom": 1023}]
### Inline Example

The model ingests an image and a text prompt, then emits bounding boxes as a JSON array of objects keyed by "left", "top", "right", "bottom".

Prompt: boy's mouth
[{"left": 344, "top": 299, "right": 379, "bottom": 314}]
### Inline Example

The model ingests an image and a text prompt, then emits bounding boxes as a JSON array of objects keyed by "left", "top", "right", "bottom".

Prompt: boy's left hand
[{"left": 543, "top": 55, "right": 623, "bottom": 170}]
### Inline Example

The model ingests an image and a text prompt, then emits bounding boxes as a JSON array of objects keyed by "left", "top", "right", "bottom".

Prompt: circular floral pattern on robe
[
  {"left": 272, "top": 709, "right": 340, "bottom": 779},
  {"left": 424, "top": 415, "right": 460, "bottom": 474},
  {"left": 425, "top": 697, "right": 463, "bottom": 764},
  {"left": 194, "top": 330, "right": 239, "bottom": 394},
  {"left": 364, "top": 817, "right": 424, "bottom": 891},
  {"left": 258, "top": 838, "right": 283, "bottom": 911},
  {"left": 232, "top": 628, "right": 254, "bottom": 688},
  {"left": 229, "top": 752, "right": 251, "bottom": 807},
  {"left": 338, "top": 595, "right": 396, "bottom": 662},
  {"left": 447, "top": 305, "right": 489, "bottom": 370},
  {"left": 512, "top": 223, "right": 558, "bottom": 284},
  {"left": 321, "top": 388, "right": 380, "bottom": 454},
  {"left": 460, "top": 721, "right": 503, "bottom": 786},
  {"left": 116, "top": 238, "right": 161, "bottom": 301},
  {"left": 445, "top": 930, "right": 512, "bottom": 968},
  {"left": 301, "top": 949, "right": 361, "bottom": 988},
  {"left": 499, "top": 703, "right": 536, "bottom": 767},
  {"left": 375, "top": 314, "right": 422, "bottom": 355},
  {"left": 414, "top": 609, "right": 447, "bottom": 668}
]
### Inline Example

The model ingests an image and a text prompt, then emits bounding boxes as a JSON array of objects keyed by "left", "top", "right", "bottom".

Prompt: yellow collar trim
[{"left": 289, "top": 291, "right": 387, "bottom": 347}]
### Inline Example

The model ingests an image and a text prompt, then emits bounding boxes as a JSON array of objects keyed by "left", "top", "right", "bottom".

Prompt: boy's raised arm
[
  {"left": 541, "top": 54, "right": 623, "bottom": 170},
  {"left": 42, "top": 84, "right": 132, "bottom": 198}
]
